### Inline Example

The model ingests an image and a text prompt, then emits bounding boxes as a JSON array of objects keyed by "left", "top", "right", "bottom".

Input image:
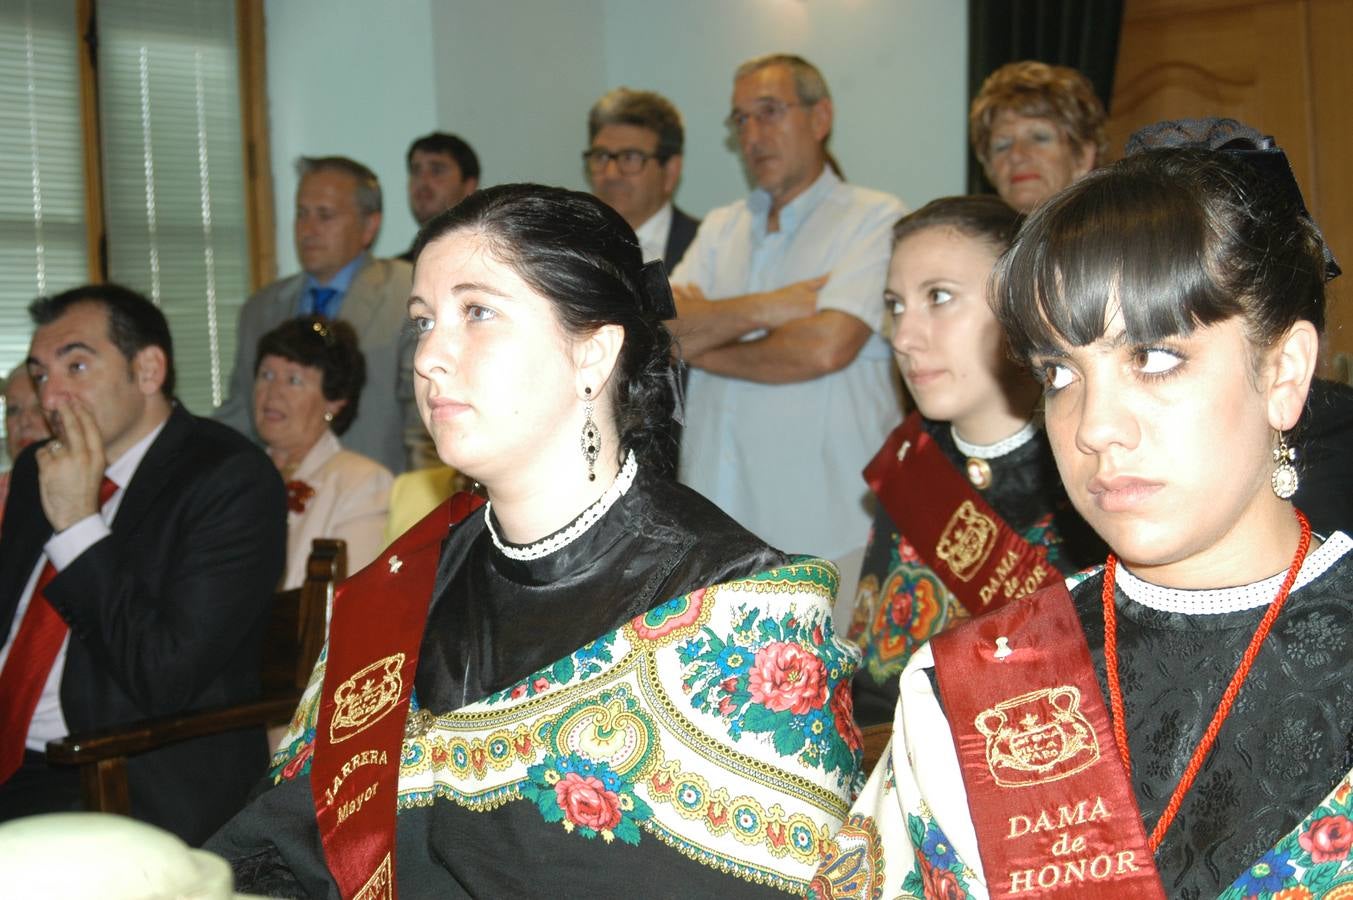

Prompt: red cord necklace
[{"left": 1101, "top": 508, "right": 1312, "bottom": 852}]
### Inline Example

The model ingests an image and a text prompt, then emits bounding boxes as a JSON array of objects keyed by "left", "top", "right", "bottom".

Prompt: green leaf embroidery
[
  {"left": 552, "top": 656, "right": 575, "bottom": 684},
  {"left": 773, "top": 724, "right": 808, "bottom": 757}
]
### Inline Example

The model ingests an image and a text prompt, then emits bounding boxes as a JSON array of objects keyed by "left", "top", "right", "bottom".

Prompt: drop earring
[
  {"left": 581, "top": 387, "right": 599, "bottom": 482},
  {"left": 1271, "top": 430, "right": 1299, "bottom": 499}
]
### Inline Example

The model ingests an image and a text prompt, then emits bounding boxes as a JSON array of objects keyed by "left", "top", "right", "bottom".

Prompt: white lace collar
[
  {"left": 1117, "top": 531, "right": 1352, "bottom": 615},
  {"left": 950, "top": 421, "right": 1038, "bottom": 460},
  {"left": 484, "top": 451, "right": 639, "bottom": 561}
]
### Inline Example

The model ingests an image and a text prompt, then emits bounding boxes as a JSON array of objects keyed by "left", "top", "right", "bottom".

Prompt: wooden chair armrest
[
  {"left": 860, "top": 722, "right": 893, "bottom": 772},
  {"left": 46, "top": 695, "right": 300, "bottom": 766}
]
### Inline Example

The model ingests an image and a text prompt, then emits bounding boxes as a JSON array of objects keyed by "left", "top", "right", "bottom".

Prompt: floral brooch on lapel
[{"left": 285, "top": 480, "right": 315, "bottom": 514}]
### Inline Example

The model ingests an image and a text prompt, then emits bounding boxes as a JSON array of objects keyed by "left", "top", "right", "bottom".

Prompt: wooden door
[{"left": 1109, "top": 0, "right": 1353, "bottom": 373}]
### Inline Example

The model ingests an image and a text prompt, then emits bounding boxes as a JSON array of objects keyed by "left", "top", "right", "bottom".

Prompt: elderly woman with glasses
[{"left": 969, "top": 60, "right": 1107, "bottom": 214}]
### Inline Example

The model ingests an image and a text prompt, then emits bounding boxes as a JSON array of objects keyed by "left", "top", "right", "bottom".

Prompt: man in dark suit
[
  {"left": 585, "top": 87, "right": 699, "bottom": 269},
  {"left": 215, "top": 156, "right": 433, "bottom": 473},
  {"left": 585, "top": 88, "right": 699, "bottom": 474},
  {"left": 0, "top": 284, "right": 286, "bottom": 844}
]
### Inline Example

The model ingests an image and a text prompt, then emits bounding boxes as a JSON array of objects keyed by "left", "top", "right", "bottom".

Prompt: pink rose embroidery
[
  {"left": 554, "top": 772, "right": 623, "bottom": 832},
  {"left": 1299, "top": 815, "right": 1353, "bottom": 864},
  {"left": 831, "top": 679, "right": 862, "bottom": 751},
  {"left": 922, "top": 861, "right": 965, "bottom": 900},
  {"left": 897, "top": 537, "right": 922, "bottom": 564},
  {"left": 748, "top": 641, "right": 827, "bottom": 715},
  {"left": 281, "top": 740, "right": 313, "bottom": 780}
]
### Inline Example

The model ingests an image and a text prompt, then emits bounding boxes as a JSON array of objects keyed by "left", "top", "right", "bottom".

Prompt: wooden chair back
[
  {"left": 860, "top": 722, "right": 892, "bottom": 774},
  {"left": 261, "top": 538, "right": 344, "bottom": 694}
]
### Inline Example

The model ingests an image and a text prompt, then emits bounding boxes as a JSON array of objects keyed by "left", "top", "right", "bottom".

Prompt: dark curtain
[{"left": 967, "top": 0, "right": 1125, "bottom": 193}]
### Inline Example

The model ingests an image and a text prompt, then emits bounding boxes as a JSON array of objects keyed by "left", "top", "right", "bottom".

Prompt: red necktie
[{"left": 0, "top": 476, "right": 118, "bottom": 783}]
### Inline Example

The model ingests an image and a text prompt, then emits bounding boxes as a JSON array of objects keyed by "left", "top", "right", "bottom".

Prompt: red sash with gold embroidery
[
  {"left": 930, "top": 584, "right": 1165, "bottom": 898},
  {"left": 311, "top": 492, "right": 484, "bottom": 900},
  {"left": 865, "top": 413, "right": 1060, "bottom": 619}
]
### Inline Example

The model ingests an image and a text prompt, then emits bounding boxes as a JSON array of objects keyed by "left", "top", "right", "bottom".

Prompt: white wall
[
  {"left": 265, "top": 0, "right": 967, "bottom": 267},
  {"left": 430, "top": 0, "right": 605, "bottom": 193},
  {"left": 600, "top": 0, "right": 967, "bottom": 217},
  {"left": 264, "top": 0, "right": 438, "bottom": 264}
]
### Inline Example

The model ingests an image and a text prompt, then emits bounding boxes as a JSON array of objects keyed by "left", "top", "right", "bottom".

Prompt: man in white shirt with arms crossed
[{"left": 670, "top": 53, "right": 905, "bottom": 581}]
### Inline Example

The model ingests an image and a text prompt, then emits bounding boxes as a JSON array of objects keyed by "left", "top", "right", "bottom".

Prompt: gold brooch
[{"left": 966, "top": 457, "right": 993, "bottom": 489}]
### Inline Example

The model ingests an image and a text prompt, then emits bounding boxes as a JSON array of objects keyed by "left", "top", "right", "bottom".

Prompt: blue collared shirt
[
  {"left": 298, "top": 253, "right": 368, "bottom": 317},
  {"left": 670, "top": 168, "right": 907, "bottom": 562}
]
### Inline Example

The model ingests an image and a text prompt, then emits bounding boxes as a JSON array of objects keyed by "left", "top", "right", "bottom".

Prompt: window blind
[
  {"left": 0, "top": 0, "right": 88, "bottom": 464},
  {"left": 99, "top": 0, "right": 250, "bottom": 414}
]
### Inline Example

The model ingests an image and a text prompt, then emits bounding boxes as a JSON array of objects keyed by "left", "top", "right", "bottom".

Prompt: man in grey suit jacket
[{"left": 216, "top": 156, "right": 432, "bottom": 473}]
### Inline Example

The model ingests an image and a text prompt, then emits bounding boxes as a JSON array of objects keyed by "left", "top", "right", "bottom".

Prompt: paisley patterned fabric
[
  {"left": 847, "top": 419, "right": 1098, "bottom": 727},
  {"left": 808, "top": 810, "right": 889, "bottom": 900},
  {"left": 269, "top": 559, "right": 863, "bottom": 895},
  {"left": 811, "top": 535, "right": 1353, "bottom": 900}
]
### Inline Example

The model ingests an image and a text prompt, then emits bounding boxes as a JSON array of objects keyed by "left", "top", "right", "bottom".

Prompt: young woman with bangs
[{"left": 811, "top": 127, "right": 1353, "bottom": 899}]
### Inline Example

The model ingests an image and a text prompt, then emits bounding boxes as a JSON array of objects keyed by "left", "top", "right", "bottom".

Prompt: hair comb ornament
[
  {"left": 1124, "top": 117, "right": 1340, "bottom": 282},
  {"left": 640, "top": 259, "right": 677, "bottom": 319},
  {"left": 310, "top": 319, "right": 336, "bottom": 347}
]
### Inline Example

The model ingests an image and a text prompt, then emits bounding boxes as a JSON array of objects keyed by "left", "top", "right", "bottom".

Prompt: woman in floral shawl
[{"left": 208, "top": 184, "right": 863, "bottom": 898}]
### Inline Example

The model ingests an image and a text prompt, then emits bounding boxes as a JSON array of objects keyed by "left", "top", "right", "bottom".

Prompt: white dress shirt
[
  {"left": 671, "top": 169, "right": 906, "bottom": 562},
  {"left": 633, "top": 202, "right": 674, "bottom": 263}
]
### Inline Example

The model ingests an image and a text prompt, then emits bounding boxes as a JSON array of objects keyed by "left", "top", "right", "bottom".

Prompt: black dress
[
  {"left": 1071, "top": 534, "right": 1353, "bottom": 898},
  {"left": 210, "top": 467, "right": 863, "bottom": 897},
  {"left": 849, "top": 419, "right": 1102, "bottom": 727}
]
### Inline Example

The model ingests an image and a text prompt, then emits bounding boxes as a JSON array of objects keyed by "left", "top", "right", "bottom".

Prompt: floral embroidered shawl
[{"left": 270, "top": 558, "right": 866, "bottom": 895}]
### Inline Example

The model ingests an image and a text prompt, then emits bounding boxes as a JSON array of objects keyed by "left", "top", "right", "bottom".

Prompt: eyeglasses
[
  {"left": 725, "top": 99, "right": 807, "bottom": 133},
  {"left": 582, "top": 148, "right": 662, "bottom": 176}
]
